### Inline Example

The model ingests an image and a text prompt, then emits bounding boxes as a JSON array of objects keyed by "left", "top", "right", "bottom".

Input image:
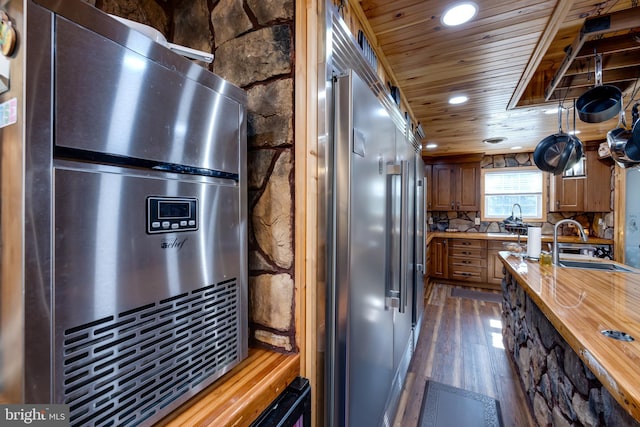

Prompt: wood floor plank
[{"left": 393, "top": 282, "right": 535, "bottom": 426}]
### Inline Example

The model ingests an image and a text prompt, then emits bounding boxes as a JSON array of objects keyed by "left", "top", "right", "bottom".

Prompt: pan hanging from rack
[{"left": 534, "top": 102, "right": 583, "bottom": 175}]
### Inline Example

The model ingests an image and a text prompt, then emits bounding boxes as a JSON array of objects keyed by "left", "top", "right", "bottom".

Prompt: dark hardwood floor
[{"left": 393, "top": 282, "right": 536, "bottom": 426}]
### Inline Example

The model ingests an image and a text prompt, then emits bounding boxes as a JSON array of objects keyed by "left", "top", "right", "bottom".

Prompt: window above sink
[{"left": 481, "top": 167, "right": 546, "bottom": 222}]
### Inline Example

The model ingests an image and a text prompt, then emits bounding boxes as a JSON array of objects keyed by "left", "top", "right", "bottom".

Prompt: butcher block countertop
[
  {"left": 159, "top": 349, "right": 299, "bottom": 426},
  {"left": 427, "top": 231, "right": 613, "bottom": 245},
  {"left": 499, "top": 253, "right": 640, "bottom": 421}
]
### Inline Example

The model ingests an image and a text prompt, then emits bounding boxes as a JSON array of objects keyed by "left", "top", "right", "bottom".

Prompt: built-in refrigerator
[
  {"left": 327, "top": 69, "right": 424, "bottom": 426},
  {"left": 413, "top": 154, "right": 426, "bottom": 347},
  {"left": 625, "top": 167, "right": 640, "bottom": 267}
]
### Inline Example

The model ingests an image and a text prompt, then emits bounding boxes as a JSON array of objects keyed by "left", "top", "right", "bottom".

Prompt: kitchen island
[{"left": 499, "top": 253, "right": 640, "bottom": 426}]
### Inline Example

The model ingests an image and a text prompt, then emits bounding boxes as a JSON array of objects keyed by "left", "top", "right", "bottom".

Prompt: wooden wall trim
[
  {"left": 295, "top": 0, "right": 320, "bottom": 425},
  {"left": 614, "top": 166, "right": 625, "bottom": 263}
]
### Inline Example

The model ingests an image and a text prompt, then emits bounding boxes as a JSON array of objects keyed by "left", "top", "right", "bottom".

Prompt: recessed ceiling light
[
  {"left": 449, "top": 95, "right": 468, "bottom": 105},
  {"left": 425, "top": 143, "right": 438, "bottom": 149},
  {"left": 482, "top": 137, "right": 507, "bottom": 144},
  {"left": 442, "top": 2, "right": 478, "bottom": 27}
]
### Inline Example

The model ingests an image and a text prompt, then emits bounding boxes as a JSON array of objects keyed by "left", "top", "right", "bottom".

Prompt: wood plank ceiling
[{"left": 358, "top": 0, "right": 640, "bottom": 157}]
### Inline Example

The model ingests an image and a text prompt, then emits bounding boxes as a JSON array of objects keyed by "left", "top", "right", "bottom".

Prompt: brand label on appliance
[{"left": 161, "top": 237, "right": 188, "bottom": 250}]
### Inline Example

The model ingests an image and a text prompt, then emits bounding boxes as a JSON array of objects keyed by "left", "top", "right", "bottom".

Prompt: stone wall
[
  {"left": 501, "top": 271, "right": 640, "bottom": 426},
  {"left": 94, "top": 0, "right": 297, "bottom": 352},
  {"left": 429, "top": 152, "right": 615, "bottom": 240}
]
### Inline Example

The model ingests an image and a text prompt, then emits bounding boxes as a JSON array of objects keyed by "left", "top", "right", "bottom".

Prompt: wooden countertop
[
  {"left": 158, "top": 348, "right": 300, "bottom": 426},
  {"left": 499, "top": 253, "right": 640, "bottom": 421},
  {"left": 427, "top": 231, "right": 613, "bottom": 245}
]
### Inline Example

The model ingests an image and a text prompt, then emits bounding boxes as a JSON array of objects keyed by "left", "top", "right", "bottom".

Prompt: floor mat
[
  {"left": 418, "top": 381, "right": 503, "bottom": 427},
  {"left": 450, "top": 288, "right": 502, "bottom": 304}
]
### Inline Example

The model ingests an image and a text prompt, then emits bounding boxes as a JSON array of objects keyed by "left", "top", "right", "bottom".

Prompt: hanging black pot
[
  {"left": 534, "top": 106, "right": 584, "bottom": 175},
  {"left": 576, "top": 53, "right": 622, "bottom": 123}
]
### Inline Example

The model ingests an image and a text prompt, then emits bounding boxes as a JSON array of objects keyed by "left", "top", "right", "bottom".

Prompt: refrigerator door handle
[
  {"left": 399, "top": 160, "right": 409, "bottom": 313},
  {"left": 416, "top": 179, "right": 427, "bottom": 275},
  {"left": 419, "top": 178, "right": 427, "bottom": 273},
  {"left": 385, "top": 161, "right": 409, "bottom": 313},
  {"left": 385, "top": 162, "right": 402, "bottom": 310}
]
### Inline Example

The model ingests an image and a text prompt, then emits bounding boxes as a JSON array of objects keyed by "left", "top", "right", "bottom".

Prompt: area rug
[
  {"left": 418, "top": 381, "right": 503, "bottom": 427},
  {"left": 450, "top": 288, "right": 502, "bottom": 304}
]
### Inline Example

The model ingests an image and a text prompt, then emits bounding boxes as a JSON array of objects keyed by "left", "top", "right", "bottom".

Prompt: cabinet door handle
[
  {"left": 462, "top": 251, "right": 471, "bottom": 255},
  {"left": 462, "top": 241, "right": 471, "bottom": 245},
  {"left": 451, "top": 201, "right": 454, "bottom": 209},
  {"left": 462, "top": 260, "right": 471, "bottom": 264}
]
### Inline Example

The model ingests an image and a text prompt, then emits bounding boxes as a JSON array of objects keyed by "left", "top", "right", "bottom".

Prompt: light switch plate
[{"left": 474, "top": 217, "right": 480, "bottom": 225}]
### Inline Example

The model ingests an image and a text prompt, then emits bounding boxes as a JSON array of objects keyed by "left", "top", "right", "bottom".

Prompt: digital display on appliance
[
  {"left": 147, "top": 196, "right": 198, "bottom": 234},
  {"left": 158, "top": 201, "right": 190, "bottom": 219}
]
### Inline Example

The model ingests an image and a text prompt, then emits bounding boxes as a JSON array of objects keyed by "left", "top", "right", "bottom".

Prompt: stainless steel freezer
[
  {"left": 413, "top": 155, "right": 426, "bottom": 347},
  {"left": 328, "top": 70, "right": 417, "bottom": 427}
]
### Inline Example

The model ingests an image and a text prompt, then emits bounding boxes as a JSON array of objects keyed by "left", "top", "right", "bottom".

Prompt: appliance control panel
[{"left": 147, "top": 196, "right": 198, "bottom": 234}]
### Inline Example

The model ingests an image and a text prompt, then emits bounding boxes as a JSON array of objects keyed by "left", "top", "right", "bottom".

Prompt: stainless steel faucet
[
  {"left": 553, "top": 219, "right": 588, "bottom": 265},
  {"left": 511, "top": 203, "right": 522, "bottom": 221}
]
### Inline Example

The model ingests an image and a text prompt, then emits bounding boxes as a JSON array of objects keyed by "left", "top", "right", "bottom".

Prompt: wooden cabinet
[
  {"left": 430, "top": 162, "right": 480, "bottom": 211},
  {"left": 487, "top": 241, "right": 508, "bottom": 286},
  {"left": 425, "top": 237, "right": 515, "bottom": 290},
  {"left": 448, "top": 239, "right": 486, "bottom": 283},
  {"left": 583, "top": 151, "right": 612, "bottom": 211},
  {"left": 457, "top": 163, "right": 481, "bottom": 211},
  {"left": 431, "top": 164, "right": 455, "bottom": 210},
  {"left": 429, "top": 238, "right": 448, "bottom": 278},
  {"left": 550, "top": 151, "right": 611, "bottom": 212},
  {"left": 550, "top": 176, "right": 584, "bottom": 211}
]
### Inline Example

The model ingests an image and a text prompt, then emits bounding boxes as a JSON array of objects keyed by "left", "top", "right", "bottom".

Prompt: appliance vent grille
[{"left": 62, "top": 279, "right": 240, "bottom": 427}]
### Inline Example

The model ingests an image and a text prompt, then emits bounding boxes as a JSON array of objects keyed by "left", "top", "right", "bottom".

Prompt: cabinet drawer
[
  {"left": 450, "top": 269, "right": 484, "bottom": 282},
  {"left": 449, "top": 257, "right": 484, "bottom": 268},
  {"left": 449, "top": 247, "right": 485, "bottom": 258},
  {"left": 449, "top": 239, "right": 484, "bottom": 250}
]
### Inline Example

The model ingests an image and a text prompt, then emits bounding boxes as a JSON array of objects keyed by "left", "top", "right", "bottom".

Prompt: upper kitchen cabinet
[
  {"left": 550, "top": 150, "right": 611, "bottom": 212},
  {"left": 550, "top": 174, "right": 584, "bottom": 212},
  {"left": 430, "top": 161, "right": 480, "bottom": 211}
]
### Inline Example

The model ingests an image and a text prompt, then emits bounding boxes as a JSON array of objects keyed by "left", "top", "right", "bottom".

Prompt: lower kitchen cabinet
[
  {"left": 448, "top": 239, "right": 486, "bottom": 283},
  {"left": 427, "top": 237, "right": 504, "bottom": 290},
  {"left": 487, "top": 241, "right": 508, "bottom": 286},
  {"left": 429, "top": 238, "right": 448, "bottom": 279}
]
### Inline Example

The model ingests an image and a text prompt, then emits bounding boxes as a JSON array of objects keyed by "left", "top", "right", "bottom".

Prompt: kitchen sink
[{"left": 558, "top": 260, "right": 635, "bottom": 272}]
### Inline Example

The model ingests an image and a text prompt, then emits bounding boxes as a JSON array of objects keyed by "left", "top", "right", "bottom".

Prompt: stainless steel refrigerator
[
  {"left": 625, "top": 167, "right": 640, "bottom": 267},
  {"left": 413, "top": 154, "right": 426, "bottom": 346},
  {"left": 327, "top": 69, "right": 424, "bottom": 427}
]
